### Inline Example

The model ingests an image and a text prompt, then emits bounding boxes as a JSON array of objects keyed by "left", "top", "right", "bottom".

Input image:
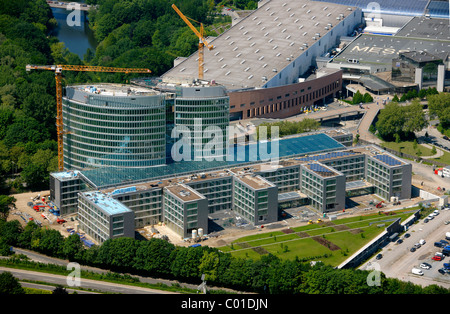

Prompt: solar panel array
[
  {"left": 307, "top": 163, "right": 338, "bottom": 176},
  {"left": 296, "top": 151, "right": 355, "bottom": 162},
  {"left": 373, "top": 154, "right": 402, "bottom": 166}
]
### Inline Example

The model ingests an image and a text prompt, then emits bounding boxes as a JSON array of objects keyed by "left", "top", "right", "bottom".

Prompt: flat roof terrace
[
  {"left": 236, "top": 174, "right": 275, "bottom": 190},
  {"left": 70, "top": 83, "right": 160, "bottom": 96},
  {"left": 304, "top": 162, "right": 342, "bottom": 177},
  {"left": 331, "top": 33, "right": 450, "bottom": 69},
  {"left": 81, "top": 191, "right": 132, "bottom": 216},
  {"left": 395, "top": 16, "right": 450, "bottom": 41},
  {"left": 165, "top": 184, "right": 205, "bottom": 202}
]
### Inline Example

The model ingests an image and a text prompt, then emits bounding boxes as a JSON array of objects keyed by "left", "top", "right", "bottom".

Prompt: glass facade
[
  {"left": 174, "top": 87, "right": 229, "bottom": 161},
  {"left": 63, "top": 87, "right": 166, "bottom": 170}
]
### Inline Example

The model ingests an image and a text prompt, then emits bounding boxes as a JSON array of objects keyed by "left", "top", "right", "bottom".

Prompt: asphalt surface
[
  {"left": 360, "top": 209, "right": 450, "bottom": 289},
  {"left": 0, "top": 267, "right": 178, "bottom": 294}
]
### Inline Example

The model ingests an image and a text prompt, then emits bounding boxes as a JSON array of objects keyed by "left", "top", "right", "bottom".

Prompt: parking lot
[{"left": 361, "top": 208, "right": 450, "bottom": 289}]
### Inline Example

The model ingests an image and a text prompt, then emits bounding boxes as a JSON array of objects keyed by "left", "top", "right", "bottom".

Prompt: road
[
  {"left": 47, "top": 1, "right": 94, "bottom": 11},
  {"left": 0, "top": 267, "right": 177, "bottom": 294},
  {"left": 360, "top": 209, "right": 450, "bottom": 289}
]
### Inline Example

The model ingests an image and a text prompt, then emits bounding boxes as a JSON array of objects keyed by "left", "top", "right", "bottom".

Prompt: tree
[
  {"left": 352, "top": 90, "right": 363, "bottom": 104},
  {"left": 375, "top": 101, "right": 427, "bottom": 141},
  {"left": 52, "top": 285, "right": 68, "bottom": 294},
  {"left": 428, "top": 93, "right": 450, "bottom": 130},
  {"left": 0, "top": 195, "right": 16, "bottom": 221},
  {"left": 62, "top": 233, "right": 84, "bottom": 260},
  {"left": 363, "top": 93, "right": 373, "bottom": 103},
  {"left": 0, "top": 271, "right": 25, "bottom": 294}
]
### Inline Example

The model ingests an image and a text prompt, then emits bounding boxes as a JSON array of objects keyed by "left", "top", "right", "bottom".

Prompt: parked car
[
  {"left": 410, "top": 247, "right": 416, "bottom": 252},
  {"left": 396, "top": 239, "right": 403, "bottom": 244},
  {"left": 438, "top": 268, "right": 449, "bottom": 275},
  {"left": 414, "top": 243, "right": 421, "bottom": 249},
  {"left": 404, "top": 233, "right": 411, "bottom": 238},
  {"left": 412, "top": 268, "right": 424, "bottom": 276},
  {"left": 376, "top": 253, "right": 383, "bottom": 260},
  {"left": 432, "top": 255, "right": 443, "bottom": 261},
  {"left": 420, "top": 263, "right": 431, "bottom": 270},
  {"left": 440, "top": 240, "right": 449, "bottom": 245}
]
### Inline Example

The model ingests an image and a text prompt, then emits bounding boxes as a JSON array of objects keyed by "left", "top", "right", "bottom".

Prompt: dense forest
[
  {"left": 0, "top": 0, "right": 255, "bottom": 193},
  {"left": 1, "top": 219, "right": 450, "bottom": 294}
]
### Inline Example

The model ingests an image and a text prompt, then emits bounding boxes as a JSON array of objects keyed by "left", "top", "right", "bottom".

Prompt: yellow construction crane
[
  {"left": 26, "top": 64, "right": 151, "bottom": 171},
  {"left": 172, "top": 4, "right": 214, "bottom": 80}
]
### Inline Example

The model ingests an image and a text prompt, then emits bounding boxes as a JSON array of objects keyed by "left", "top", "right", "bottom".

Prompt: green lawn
[
  {"left": 381, "top": 141, "right": 434, "bottom": 157},
  {"left": 430, "top": 150, "right": 450, "bottom": 166},
  {"left": 218, "top": 210, "right": 416, "bottom": 267}
]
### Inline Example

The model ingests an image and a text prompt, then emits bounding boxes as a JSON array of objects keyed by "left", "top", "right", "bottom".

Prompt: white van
[
  {"left": 419, "top": 239, "right": 426, "bottom": 245},
  {"left": 412, "top": 268, "right": 424, "bottom": 276}
]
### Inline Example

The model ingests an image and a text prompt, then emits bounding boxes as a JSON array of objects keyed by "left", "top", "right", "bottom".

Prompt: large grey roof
[
  {"left": 162, "top": 0, "right": 358, "bottom": 90},
  {"left": 395, "top": 16, "right": 450, "bottom": 41}
]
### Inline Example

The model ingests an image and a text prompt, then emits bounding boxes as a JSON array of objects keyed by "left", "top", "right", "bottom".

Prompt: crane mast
[{"left": 172, "top": 4, "right": 214, "bottom": 80}]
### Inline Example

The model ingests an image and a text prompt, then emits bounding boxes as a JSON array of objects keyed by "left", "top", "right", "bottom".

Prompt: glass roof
[
  {"left": 80, "top": 133, "right": 344, "bottom": 189},
  {"left": 426, "top": 1, "right": 450, "bottom": 18}
]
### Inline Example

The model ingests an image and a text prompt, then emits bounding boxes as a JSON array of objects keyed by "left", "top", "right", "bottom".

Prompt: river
[{"left": 50, "top": 7, "right": 98, "bottom": 59}]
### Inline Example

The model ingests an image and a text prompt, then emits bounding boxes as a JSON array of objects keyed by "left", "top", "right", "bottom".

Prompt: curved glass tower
[
  {"left": 62, "top": 84, "right": 166, "bottom": 170},
  {"left": 173, "top": 85, "right": 229, "bottom": 161}
]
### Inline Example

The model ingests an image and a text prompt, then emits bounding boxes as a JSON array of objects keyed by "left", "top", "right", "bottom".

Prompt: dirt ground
[{"left": 8, "top": 190, "right": 80, "bottom": 239}]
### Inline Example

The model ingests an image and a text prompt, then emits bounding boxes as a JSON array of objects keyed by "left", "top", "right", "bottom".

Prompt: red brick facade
[{"left": 228, "top": 70, "right": 343, "bottom": 120}]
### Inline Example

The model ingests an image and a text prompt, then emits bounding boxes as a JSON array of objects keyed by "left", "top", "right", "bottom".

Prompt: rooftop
[
  {"left": 165, "top": 184, "right": 205, "bottom": 202},
  {"left": 312, "top": 0, "right": 430, "bottom": 17},
  {"left": 331, "top": 33, "right": 450, "bottom": 69},
  {"left": 81, "top": 191, "right": 132, "bottom": 216},
  {"left": 162, "top": 0, "right": 358, "bottom": 89},
  {"left": 92, "top": 144, "right": 408, "bottom": 197},
  {"left": 371, "top": 154, "right": 405, "bottom": 167},
  {"left": 51, "top": 170, "right": 80, "bottom": 181},
  {"left": 236, "top": 174, "right": 275, "bottom": 190},
  {"left": 395, "top": 16, "right": 450, "bottom": 41},
  {"left": 69, "top": 84, "right": 160, "bottom": 97},
  {"left": 304, "top": 162, "right": 341, "bottom": 177}
]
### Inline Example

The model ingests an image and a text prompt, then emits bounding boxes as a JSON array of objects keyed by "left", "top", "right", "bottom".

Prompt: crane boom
[
  {"left": 171, "top": 4, "right": 213, "bottom": 79},
  {"left": 26, "top": 64, "right": 151, "bottom": 171}
]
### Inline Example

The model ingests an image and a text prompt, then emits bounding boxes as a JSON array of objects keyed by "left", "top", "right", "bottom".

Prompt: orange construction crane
[
  {"left": 172, "top": 4, "right": 213, "bottom": 80},
  {"left": 26, "top": 64, "right": 151, "bottom": 171}
]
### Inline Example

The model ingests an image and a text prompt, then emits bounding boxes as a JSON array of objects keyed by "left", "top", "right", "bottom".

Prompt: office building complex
[{"left": 51, "top": 133, "right": 412, "bottom": 244}]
